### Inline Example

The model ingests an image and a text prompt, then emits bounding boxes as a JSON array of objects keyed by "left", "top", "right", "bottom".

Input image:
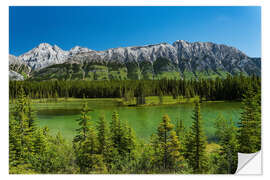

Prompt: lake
[{"left": 28, "top": 99, "right": 242, "bottom": 142}]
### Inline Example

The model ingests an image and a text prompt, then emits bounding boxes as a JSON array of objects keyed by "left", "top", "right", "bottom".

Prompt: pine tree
[
  {"left": 10, "top": 87, "right": 36, "bottom": 165},
  {"left": 215, "top": 114, "right": 239, "bottom": 174},
  {"left": 167, "top": 131, "right": 185, "bottom": 172},
  {"left": 32, "top": 128, "right": 48, "bottom": 155},
  {"left": 9, "top": 114, "right": 23, "bottom": 167},
  {"left": 110, "top": 111, "right": 122, "bottom": 153},
  {"left": 74, "top": 116, "right": 107, "bottom": 174},
  {"left": 183, "top": 100, "right": 208, "bottom": 173},
  {"left": 150, "top": 114, "right": 187, "bottom": 173},
  {"left": 9, "top": 87, "right": 43, "bottom": 173},
  {"left": 97, "top": 115, "right": 117, "bottom": 169},
  {"left": 175, "top": 117, "right": 185, "bottom": 144},
  {"left": 73, "top": 102, "right": 91, "bottom": 143},
  {"left": 238, "top": 87, "right": 261, "bottom": 153},
  {"left": 97, "top": 115, "right": 111, "bottom": 154},
  {"left": 123, "top": 121, "right": 138, "bottom": 162},
  {"left": 157, "top": 114, "right": 174, "bottom": 170}
]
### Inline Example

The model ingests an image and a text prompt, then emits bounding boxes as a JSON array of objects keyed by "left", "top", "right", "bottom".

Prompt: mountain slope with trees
[{"left": 9, "top": 40, "right": 261, "bottom": 80}]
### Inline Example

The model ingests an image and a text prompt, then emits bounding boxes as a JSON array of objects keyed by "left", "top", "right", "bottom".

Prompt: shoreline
[{"left": 9, "top": 96, "right": 240, "bottom": 107}]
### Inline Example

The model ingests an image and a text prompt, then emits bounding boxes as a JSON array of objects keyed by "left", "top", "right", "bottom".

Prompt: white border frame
[{"left": 2, "top": 0, "right": 270, "bottom": 179}]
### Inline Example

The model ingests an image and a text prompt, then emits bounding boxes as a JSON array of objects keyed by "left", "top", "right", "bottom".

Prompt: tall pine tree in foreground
[
  {"left": 77, "top": 125, "right": 106, "bottom": 173},
  {"left": 215, "top": 114, "right": 239, "bottom": 174},
  {"left": 175, "top": 117, "right": 185, "bottom": 149},
  {"left": 73, "top": 102, "right": 91, "bottom": 143},
  {"left": 152, "top": 114, "right": 185, "bottom": 173},
  {"left": 9, "top": 87, "right": 50, "bottom": 174},
  {"left": 238, "top": 87, "right": 261, "bottom": 153},
  {"left": 183, "top": 100, "right": 208, "bottom": 174},
  {"left": 97, "top": 115, "right": 117, "bottom": 170},
  {"left": 73, "top": 102, "right": 107, "bottom": 173},
  {"left": 109, "top": 111, "right": 138, "bottom": 172},
  {"left": 9, "top": 87, "right": 35, "bottom": 169}
]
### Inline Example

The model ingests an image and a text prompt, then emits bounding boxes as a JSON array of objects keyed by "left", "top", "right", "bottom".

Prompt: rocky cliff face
[
  {"left": 9, "top": 40, "right": 261, "bottom": 80},
  {"left": 9, "top": 55, "right": 31, "bottom": 77},
  {"left": 17, "top": 43, "right": 69, "bottom": 70},
  {"left": 9, "top": 70, "right": 24, "bottom": 81},
  {"left": 172, "top": 40, "right": 260, "bottom": 76}
]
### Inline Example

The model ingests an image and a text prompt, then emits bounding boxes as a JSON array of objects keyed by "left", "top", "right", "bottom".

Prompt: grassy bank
[
  {"left": 120, "top": 96, "right": 201, "bottom": 106},
  {"left": 9, "top": 96, "right": 229, "bottom": 107}
]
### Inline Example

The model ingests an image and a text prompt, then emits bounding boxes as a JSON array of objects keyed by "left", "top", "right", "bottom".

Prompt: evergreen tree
[
  {"left": 76, "top": 127, "right": 105, "bottom": 173},
  {"left": 10, "top": 87, "right": 36, "bottom": 167},
  {"left": 183, "top": 100, "right": 209, "bottom": 173},
  {"left": 238, "top": 87, "right": 261, "bottom": 153},
  {"left": 9, "top": 87, "right": 49, "bottom": 173},
  {"left": 110, "top": 111, "right": 123, "bottom": 153},
  {"left": 151, "top": 114, "right": 185, "bottom": 173},
  {"left": 215, "top": 114, "right": 239, "bottom": 174},
  {"left": 121, "top": 121, "right": 137, "bottom": 158},
  {"left": 9, "top": 114, "right": 23, "bottom": 167},
  {"left": 97, "top": 115, "right": 117, "bottom": 170},
  {"left": 167, "top": 131, "right": 185, "bottom": 172},
  {"left": 97, "top": 115, "right": 110, "bottom": 154},
  {"left": 73, "top": 102, "right": 91, "bottom": 143},
  {"left": 175, "top": 117, "right": 185, "bottom": 144},
  {"left": 157, "top": 114, "right": 174, "bottom": 170}
]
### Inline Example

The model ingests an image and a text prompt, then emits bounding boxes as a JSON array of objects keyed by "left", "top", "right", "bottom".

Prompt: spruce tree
[
  {"left": 215, "top": 114, "right": 239, "bottom": 174},
  {"left": 73, "top": 102, "right": 91, "bottom": 143},
  {"left": 110, "top": 111, "right": 122, "bottom": 153},
  {"left": 238, "top": 87, "right": 261, "bottom": 153},
  {"left": 175, "top": 117, "right": 185, "bottom": 144},
  {"left": 9, "top": 87, "right": 43, "bottom": 173},
  {"left": 151, "top": 114, "right": 185, "bottom": 172},
  {"left": 76, "top": 126, "right": 104, "bottom": 173},
  {"left": 183, "top": 100, "right": 208, "bottom": 173},
  {"left": 167, "top": 131, "right": 184, "bottom": 172},
  {"left": 97, "top": 115, "right": 117, "bottom": 169},
  {"left": 9, "top": 114, "right": 22, "bottom": 167},
  {"left": 157, "top": 114, "right": 174, "bottom": 170},
  {"left": 10, "top": 87, "right": 36, "bottom": 165},
  {"left": 122, "top": 121, "right": 138, "bottom": 162}
]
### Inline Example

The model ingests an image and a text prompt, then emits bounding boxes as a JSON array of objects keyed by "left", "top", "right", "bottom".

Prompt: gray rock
[
  {"left": 9, "top": 70, "right": 24, "bottom": 81},
  {"left": 18, "top": 43, "right": 69, "bottom": 70}
]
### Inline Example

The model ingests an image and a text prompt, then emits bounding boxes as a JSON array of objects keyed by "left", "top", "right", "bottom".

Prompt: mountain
[
  {"left": 17, "top": 43, "right": 69, "bottom": 70},
  {"left": 9, "top": 55, "right": 31, "bottom": 78},
  {"left": 9, "top": 40, "right": 261, "bottom": 81},
  {"left": 9, "top": 70, "right": 24, "bottom": 81}
]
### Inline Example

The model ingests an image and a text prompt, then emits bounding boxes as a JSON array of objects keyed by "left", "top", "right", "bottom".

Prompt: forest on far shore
[{"left": 9, "top": 74, "right": 261, "bottom": 103}]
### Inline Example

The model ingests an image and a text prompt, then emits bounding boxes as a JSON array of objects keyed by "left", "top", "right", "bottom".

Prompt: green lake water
[{"left": 29, "top": 99, "right": 242, "bottom": 142}]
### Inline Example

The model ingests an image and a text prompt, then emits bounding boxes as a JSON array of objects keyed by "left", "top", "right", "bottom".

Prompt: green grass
[
  {"left": 120, "top": 96, "right": 200, "bottom": 106},
  {"left": 16, "top": 96, "right": 200, "bottom": 107}
]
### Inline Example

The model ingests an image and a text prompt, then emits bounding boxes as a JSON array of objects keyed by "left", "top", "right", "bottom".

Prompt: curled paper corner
[{"left": 235, "top": 150, "right": 262, "bottom": 175}]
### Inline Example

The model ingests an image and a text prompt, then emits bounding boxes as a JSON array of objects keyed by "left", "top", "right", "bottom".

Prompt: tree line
[
  {"left": 9, "top": 74, "right": 260, "bottom": 102},
  {"left": 9, "top": 86, "right": 261, "bottom": 174}
]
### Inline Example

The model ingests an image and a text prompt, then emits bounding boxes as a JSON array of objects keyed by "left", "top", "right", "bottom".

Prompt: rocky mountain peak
[
  {"left": 37, "top": 42, "right": 52, "bottom": 49},
  {"left": 69, "top": 46, "right": 93, "bottom": 55},
  {"left": 18, "top": 43, "right": 69, "bottom": 70}
]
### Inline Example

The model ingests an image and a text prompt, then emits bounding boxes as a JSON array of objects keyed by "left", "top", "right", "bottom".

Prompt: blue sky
[{"left": 9, "top": 6, "right": 261, "bottom": 57}]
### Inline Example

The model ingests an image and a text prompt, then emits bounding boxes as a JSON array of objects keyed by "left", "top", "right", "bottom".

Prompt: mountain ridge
[{"left": 9, "top": 40, "right": 261, "bottom": 81}]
